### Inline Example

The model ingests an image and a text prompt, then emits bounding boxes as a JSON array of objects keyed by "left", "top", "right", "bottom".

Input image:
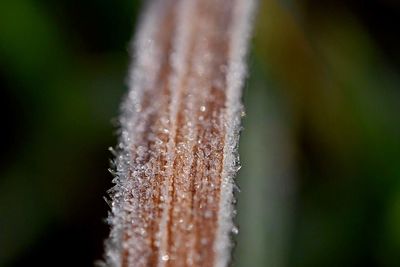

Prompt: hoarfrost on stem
[{"left": 102, "top": 0, "right": 256, "bottom": 266}]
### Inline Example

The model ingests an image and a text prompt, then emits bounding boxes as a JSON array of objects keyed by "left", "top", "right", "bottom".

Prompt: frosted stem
[{"left": 103, "top": 0, "right": 256, "bottom": 266}]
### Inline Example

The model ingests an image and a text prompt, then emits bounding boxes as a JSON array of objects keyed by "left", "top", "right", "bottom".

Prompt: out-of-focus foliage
[
  {"left": 0, "top": 0, "right": 140, "bottom": 266},
  {"left": 0, "top": 0, "right": 399, "bottom": 266},
  {"left": 237, "top": 0, "right": 400, "bottom": 266}
]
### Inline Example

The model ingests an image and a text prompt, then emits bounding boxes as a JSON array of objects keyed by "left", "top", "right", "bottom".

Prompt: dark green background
[{"left": 0, "top": 0, "right": 399, "bottom": 266}]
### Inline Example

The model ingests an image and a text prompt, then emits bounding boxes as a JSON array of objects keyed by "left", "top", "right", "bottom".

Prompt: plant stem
[{"left": 103, "top": 0, "right": 255, "bottom": 266}]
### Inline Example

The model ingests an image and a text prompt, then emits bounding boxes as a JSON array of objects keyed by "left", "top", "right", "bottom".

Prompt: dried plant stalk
[{"left": 103, "top": 0, "right": 255, "bottom": 266}]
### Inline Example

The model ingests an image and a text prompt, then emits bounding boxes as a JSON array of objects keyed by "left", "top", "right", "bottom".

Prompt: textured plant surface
[{"left": 102, "top": 0, "right": 255, "bottom": 266}]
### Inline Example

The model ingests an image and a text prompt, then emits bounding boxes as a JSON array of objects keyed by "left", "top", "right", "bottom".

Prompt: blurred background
[{"left": 0, "top": 0, "right": 399, "bottom": 266}]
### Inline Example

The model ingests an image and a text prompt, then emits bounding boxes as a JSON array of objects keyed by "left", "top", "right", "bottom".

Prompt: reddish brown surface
[{"left": 117, "top": 1, "right": 239, "bottom": 266}]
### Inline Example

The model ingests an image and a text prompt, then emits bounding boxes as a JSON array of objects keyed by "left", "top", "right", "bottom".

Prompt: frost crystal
[{"left": 102, "top": 0, "right": 256, "bottom": 266}]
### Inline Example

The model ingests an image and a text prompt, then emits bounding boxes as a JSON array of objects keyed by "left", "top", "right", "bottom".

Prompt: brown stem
[{"left": 102, "top": 1, "right": 256, "bottom": 266}]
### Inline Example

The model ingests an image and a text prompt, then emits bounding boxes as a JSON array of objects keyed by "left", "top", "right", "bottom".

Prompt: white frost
[{"left": 102, "top": 0, "right": 257, "bottom": 266}]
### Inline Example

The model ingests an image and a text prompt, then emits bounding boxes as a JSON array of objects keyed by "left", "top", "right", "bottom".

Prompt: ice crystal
[{"left": 102, "top": 0, "right": 256, "bottom": 266}]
